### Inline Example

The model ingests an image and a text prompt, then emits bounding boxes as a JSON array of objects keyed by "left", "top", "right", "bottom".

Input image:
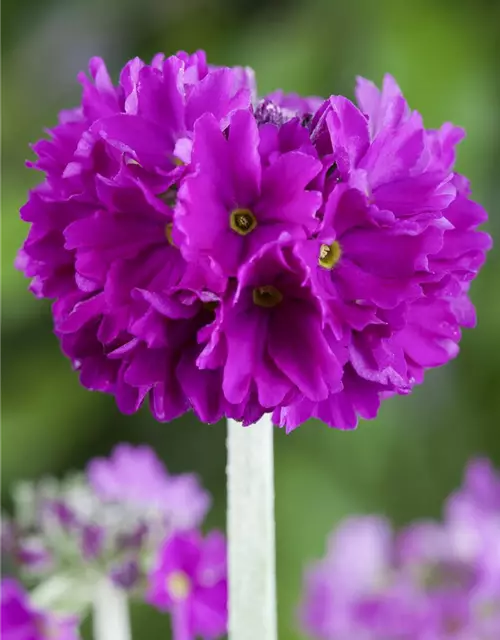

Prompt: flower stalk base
[
  {"left": 92, "top": 578, "right": 131, "bottom": 640},
  {"left": 227, "top": 414, "right": 278, "bottom": 640}
]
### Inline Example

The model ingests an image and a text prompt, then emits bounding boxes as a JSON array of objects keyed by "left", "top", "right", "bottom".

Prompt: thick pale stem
[
  {"left": 92, "top": 578, "right": 131, "bottom": 640},
  {"left": 227, "top": 414, "right": 277, "bottom": 640}
]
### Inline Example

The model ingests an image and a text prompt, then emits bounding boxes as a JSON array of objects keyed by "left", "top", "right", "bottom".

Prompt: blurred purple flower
[
  {"left": 300, "top": 459, "right": 500, "bottom": 639},
  {"left": 445, "top": 459, "right": 500, "bottom": 586},
  {"left": 0, "top": 578, "right": 79, "bottom": 640},
  {"left": 300, "top": 517, "right": 399, "bottom": 639},
  {"left": 147, "top": 530, "right": 227, "bottom": 640},
  {"left": 87, "top": 443, "right": 210, "bottom": 528}
]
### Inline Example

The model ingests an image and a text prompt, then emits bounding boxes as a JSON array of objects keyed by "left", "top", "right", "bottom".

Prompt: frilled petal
[
  {"left": 185, "top": 67, "right": 251, "bottom": 131},
  {"left": 396, "top": 298, "right": 461, "bottom": 369},
  {"left": 326, "top": 96, "right": 370, "bottom": 176},
  {"left": 257, "top": 151, "right": 322, "bottom": 231},
  {"left": 275, "top": 365, "right": 383, "bottom": 431},
  {"left": 268, "top": 301, "right": 342, "bottom": 402},
  {"left": 177, "top": 346, "right": 227, "bottom": 423},
  {"left": 355, "top": 74, "right": 409, "bottom": 138},
  {"left": 91, "top": 114, "right": 175, "bottom": 170},
  {"left": 77, "top": 57, "right": 123, "bottom": 121},
  {"left": 132, "top": 56, "right": 185, "bottom": 140},
  {"left": 350, "top": 329, "right": 409, "bottom": 389}
]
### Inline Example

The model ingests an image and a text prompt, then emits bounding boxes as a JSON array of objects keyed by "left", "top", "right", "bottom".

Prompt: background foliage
[{"left": 2, "top": 0, "right": 499, "bottom": 637}]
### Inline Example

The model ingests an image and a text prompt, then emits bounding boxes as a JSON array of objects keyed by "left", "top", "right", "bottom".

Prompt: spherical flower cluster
[
  {"left": 1, "top": 578, "right": 79, "bottom": 640},
  {"left": 17, "top": 52, "right": 492, "bottom": 429},
  {"left": 300, "top": 458, "right": 500, "bottom": 639},
  {"left": 2, "top": 444, "right": 210, "bottom": 593}
]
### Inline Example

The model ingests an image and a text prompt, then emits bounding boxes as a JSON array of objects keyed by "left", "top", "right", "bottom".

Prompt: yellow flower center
[
  {"left": 166, "top": 571, "right": 191, "bottom": 601},
  {"left": 318, "top": 241, "right": 342, "bottom": 270},
  {"left": 252, "top": 285, "right": 283, "bottom": 308},
  {"left": 165, "top": 223, "right": 176, "bottom": 247},
  {"left": 230, "top": 208, "right": 257, "bottom": 235}
]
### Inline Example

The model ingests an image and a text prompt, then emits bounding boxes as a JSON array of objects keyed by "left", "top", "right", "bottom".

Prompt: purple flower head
[
  {"left": 18, "top": 54, "right": 491, "bottom": 428},
  {"left": 1, "top": 578, "right": 79, "bottom": 640},
  {"left": 147, "top": 530, "right": 227, "bottom": 640}
]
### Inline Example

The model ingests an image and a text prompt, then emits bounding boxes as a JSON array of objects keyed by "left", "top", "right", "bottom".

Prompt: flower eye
[
  {"left": 230, "top": 209, "right": 257, "bottom": 236},
  {"left": 166, "top": 571, "right": 191, "bottom": 601},
  {"left": 252, "top": 285, "right": 283, "bottom": 308},
  {"left": 318, "top": 241, "right": 342, "bottom": 270}
]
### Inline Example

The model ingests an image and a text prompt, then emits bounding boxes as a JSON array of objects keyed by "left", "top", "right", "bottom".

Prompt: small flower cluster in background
[
  {"left": 1, "top": 444, "right": 227, "bottom": 640},
  {"left": 17, "top": 50, "right": 491, "bottom": 431},
  {"left": 300, "top": 458, "right": 500, "bottom": 639}
]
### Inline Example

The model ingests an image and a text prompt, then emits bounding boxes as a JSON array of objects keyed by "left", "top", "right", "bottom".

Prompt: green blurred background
[{"left": 2, "top": 0, "right": 499, "bottom": 637}]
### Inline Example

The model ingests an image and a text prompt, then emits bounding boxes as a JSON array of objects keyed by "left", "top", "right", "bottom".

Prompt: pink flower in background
[
  {"left": 147, "top": 530, "right": 227, "bottom": 640},
  {"left": 299, "top": 517, "right": 412, "bottom": 640},
  {"left": 445, "top": 458, "right": 500, "bottom": 586},
  {"left": 1, "top": 578, "right": 79, "bottom": 640},
  {"left": 299, "top": 458, "right": 500, "bottom": 639},
  {"left": 87, "top": 443, "right": 210, "bottom": 528}
]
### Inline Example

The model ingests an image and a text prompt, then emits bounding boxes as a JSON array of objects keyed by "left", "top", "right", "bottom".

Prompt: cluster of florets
[
  {"left": 1, "top": 444, "right": 227, "bottom": 640},
  {"left": 17, "top": 50, "right": 491, "bottom": 429},
  {"left": 300, "top": 458, "right": 500, "bottom": 639}
]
